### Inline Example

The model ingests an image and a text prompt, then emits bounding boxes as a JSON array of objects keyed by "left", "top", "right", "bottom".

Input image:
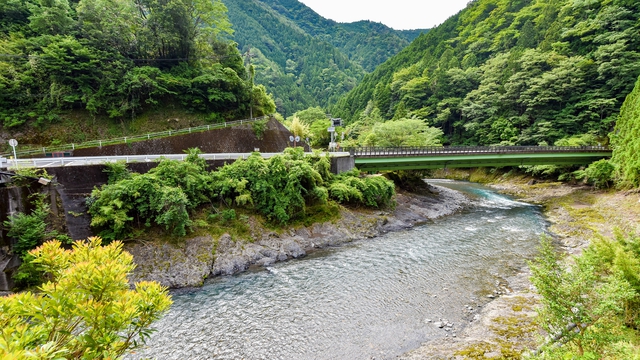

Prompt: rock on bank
[{"left": 125, "top": 184, "right": 468, "bottom": 288}]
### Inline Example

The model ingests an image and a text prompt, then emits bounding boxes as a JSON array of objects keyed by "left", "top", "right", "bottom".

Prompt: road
[{"left": 0, "top": 152, "right": 352, "bottom": 169}]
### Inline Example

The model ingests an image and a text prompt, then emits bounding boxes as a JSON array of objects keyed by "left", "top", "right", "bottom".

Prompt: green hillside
[
  {"left": 255, "top": 0, "right": 426, "bottom": 71},
  {"left": 224, "top": 0, "right": 427, "bottom": 116},
  {"left": 332, "top": 0, "right": 640, "bottom": 146},
  {"left": 611, "top": 75, "right": 640, "bottom": 188},
  {"left": 0, "top": 0, "right": 275, "bottom": 134}
]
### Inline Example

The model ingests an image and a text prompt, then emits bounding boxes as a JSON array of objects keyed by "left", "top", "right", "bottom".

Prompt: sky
[{"left": 297, "top": 0, "right": 471, "bottom": 30}]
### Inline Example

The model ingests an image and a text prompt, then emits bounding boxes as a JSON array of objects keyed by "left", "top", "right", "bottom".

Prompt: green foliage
[
  {"left": 220, "top": 209, "right": 236, "bottom": 222},
  {"left": 224, "top": 0, "right": 421, "bottom": 116},
  {"left": 521, "top": 135, "right": 601, "bottom": 180},
  {"left": 286, "top": 107, "right": 334, "bottom": 147},
  {"left": 3, "top": 193, "right": 63, "bottom": 258},
  {"left": 9, "top": 168, "right": 52, "bottom": 188},
  {"left": 332, "top": 0, "right": 640, "bottom": 146},
  {"left": 583, "top": 159, "right": 615, "bottom": 189},
  {"left": 530, "top": 235, "right": 638, "bottom": 358},
  {"left": 10, "top": 254, "right": 44, "bottom": 290},
  {"left": 88, "top": 147, "right": 395, "bottom": 238},
  {"left": 103, "top": 161, "right": 131, "bottom": 184},
  {"left": 0, "top": 0, "right": 274, "bottom": 128},
  {"left": 289, "top": 107, "right": 327, "bottom": 124},
  {"left": 5, "top": 209, "right": 47, "bottom": 257},
  {"left": 0, "top": 237, "right": 172, "bottom": 359},
  {"left": 610, "top": 75, "right": 640, "bottom": 188},
  {"left": 329, "top": 170, "right": 395, "bottom": 208},
  {"left": 308, "top": 119, "right": 332, "bottom": 148},
  {"left": 213, "top": 147, "right": 323, "bottom": 224},
  {"left": 362, "top": 118, "right": 444, "bottom": 147},
  {"left": 588, "top": 231, "right": 640, "bottom": 327},
  {"left": 88, "top": 150, "right": 210, "bottom": 240}
]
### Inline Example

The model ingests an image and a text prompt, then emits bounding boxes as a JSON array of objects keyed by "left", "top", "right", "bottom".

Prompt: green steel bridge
[{"left": 349, "top": 146, "right": 612, "bottom": 172}]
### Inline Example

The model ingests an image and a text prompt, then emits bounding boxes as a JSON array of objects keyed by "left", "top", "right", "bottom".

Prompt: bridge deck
[{"left": 350, "top": 146, "right": 611, "bottom": 171}]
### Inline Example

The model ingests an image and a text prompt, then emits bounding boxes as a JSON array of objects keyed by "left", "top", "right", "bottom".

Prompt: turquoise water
[{"left": 128, "top": 181, "right": 546, "bottom": 360}]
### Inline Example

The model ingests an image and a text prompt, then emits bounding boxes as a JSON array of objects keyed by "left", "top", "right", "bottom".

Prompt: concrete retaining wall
[
  {"left": 331, "top": 156, "right": 355, "bottom": 174},
  {"left": 72, "top": 118, "right": 309, "bottom": 156}
]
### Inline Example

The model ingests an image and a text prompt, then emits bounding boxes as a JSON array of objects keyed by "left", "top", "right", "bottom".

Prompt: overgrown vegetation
[
  {"left": 0, "top": 237, "right": 172, "bottom": 359},
  {"left": 88, "top": 148, "right": 395, "bottom": 241},
  {"left": 251, "top": 118, "right": 269, "bottom": 140},
  {"left": 2, "top": 169, "right": 71, "bottom": 289},
  {"left": 610, "top": 75, "right": 640, "bottom": 188},
  {"left": 530, "top": 234, "right": 640, "bottom": 358},
  {"left": 0, "top": 0, "right": 275, "bottom": 130},
  {"left": 332, "top": 0, "right": 640, "bottom": 147}
]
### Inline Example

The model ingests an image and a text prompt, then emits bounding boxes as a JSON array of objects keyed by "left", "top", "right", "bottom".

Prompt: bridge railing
[
  {"left": 1, "top": 116, "right": 269, "bottom": 158},
  {"left": 348, "top": 146, "right": 611, "bottom": 157},
  {"left": 2, "top": 152, "right": 353, "bottom": 169}
]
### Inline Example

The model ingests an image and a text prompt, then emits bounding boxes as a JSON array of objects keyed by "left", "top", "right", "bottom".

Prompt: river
[{"left": 127, "top": 180, "right": 547, "bottom": 360}]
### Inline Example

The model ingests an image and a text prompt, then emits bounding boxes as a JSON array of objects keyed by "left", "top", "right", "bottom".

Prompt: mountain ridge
[
  {"left": 331, "top": 0, "right": 640, "bottom": 146},
  {"left": 224, "top": 0, "right": 428, "bottom": 116}
]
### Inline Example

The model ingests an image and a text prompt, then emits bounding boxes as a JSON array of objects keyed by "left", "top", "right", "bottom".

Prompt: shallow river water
[{"left": 127, "top": 181, "right": 547, "bottom": 360}]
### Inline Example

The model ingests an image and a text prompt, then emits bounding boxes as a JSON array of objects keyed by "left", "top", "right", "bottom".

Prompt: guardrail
[
  {"left": 349, "top": 146, "right": 611, "bottom": 157},
  {"left": 1, "top": 116, "right": 269, "bottom": 158},
  {"left": 1, "top": 152, "right": 352, "bottom": 169}
]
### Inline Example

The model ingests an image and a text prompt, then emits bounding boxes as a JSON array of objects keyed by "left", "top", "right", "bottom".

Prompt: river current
[{"left": 127, "top": 181, "right": 547, "bottom": 360}]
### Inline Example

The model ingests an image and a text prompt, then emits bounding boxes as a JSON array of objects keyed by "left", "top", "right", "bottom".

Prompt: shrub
[
  {"left": 0, "top": 238, "right": 172, "bottom": 358},
  {"left": 103, "top": 161, "right": 131, "bottom": 184},
  {"left": 251, "top": 119, "right": 269, "bottom": 140},
  {"left": 88, "top": 147, "right": 396, "bottom": 237},
  {"left": 584, "top": 159, "right": 615, "bottom": 189},
  {"left": 530, "top": 236, "right": 637, "bottom": 357}
]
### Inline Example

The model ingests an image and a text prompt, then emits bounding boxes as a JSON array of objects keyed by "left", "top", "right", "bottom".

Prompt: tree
[
  {"left": 0, "top": 237, "right": 172, "bottom": 359},
  {"left": 289, "top": 106, "right": 327, "bottom": 124},
  {"left": 28, "top": 0, "right": 74, "bottom": 35},
  {"left": 530, "top": 236, "right": 635, "bottom": 357},
  {"left": 363, "top": 118, "right": 443, "bottom": 147},
  {"left": 288, "top": 115, "right": 310, "bottom": 140},
  {"left": 610, "top": 75, "right": 640, "bottom": 188}
]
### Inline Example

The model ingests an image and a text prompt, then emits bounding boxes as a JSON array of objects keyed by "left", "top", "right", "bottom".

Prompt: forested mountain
[
  {"left": 0, "top": 0, "right": 275, "bottom": 130},
  {"left": 224, "top": 0, "right": 427, "bottom": 116},
  {"left": 254, "top": 0, "right": 425, "bottom": 71},
  {"left": 332, "top": 0, "right": 640, "bottom": 146}
]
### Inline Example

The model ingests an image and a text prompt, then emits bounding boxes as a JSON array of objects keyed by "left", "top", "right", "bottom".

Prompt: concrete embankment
[{"left": 124, "top": 184, "right": 468, "bottom": 288}]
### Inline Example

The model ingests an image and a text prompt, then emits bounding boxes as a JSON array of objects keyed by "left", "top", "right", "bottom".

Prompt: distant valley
[{"left": 224, "top": 0, "right": 428, "bottom": 116}]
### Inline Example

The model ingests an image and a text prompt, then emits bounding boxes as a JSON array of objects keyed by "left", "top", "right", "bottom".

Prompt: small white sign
[
  {"left": 8, "top": 139, "right": 18, "bottom": 147},
  {"left": 295, "top": 136, "right": 300, "bottom": 142},
  {"left": 327, "top": 127, "right": 335, "bottom": 132}
]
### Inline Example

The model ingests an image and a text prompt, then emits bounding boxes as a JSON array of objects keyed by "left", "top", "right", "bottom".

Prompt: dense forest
[
  {"left": 611, "top": 75, "right": 640, "bottom": 188},
  {"left": 0, "top": 0, "right": 275, "bottom": 130},
  {"left": 225, "top": 0, "right": 427, "bottom": 116},
  {"left": 332, "top": 0, "right": 640, "bottom": 147},
  {"left": 252, "top": 0, "right": 425, "bottom": 71}
]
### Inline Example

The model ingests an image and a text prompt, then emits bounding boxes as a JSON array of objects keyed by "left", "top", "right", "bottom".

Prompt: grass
[{"left": 1, "top": 105, "right": 234, "bottom": 154}]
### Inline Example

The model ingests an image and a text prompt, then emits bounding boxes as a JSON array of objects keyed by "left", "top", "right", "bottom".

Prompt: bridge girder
[{"left": 354, "top": 152, "right": 612, "bottom": 172}]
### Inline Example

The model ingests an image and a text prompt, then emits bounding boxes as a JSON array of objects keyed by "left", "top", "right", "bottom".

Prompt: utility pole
[{"left": 244, "top": 46, "right": 256, "bottom": 119}]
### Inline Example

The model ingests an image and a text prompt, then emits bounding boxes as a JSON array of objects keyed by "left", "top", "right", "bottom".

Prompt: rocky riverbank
[
  {"left": 125, "top": 183, "right": 468, "bottom": 288},
  {"left": 401, "top": 176, "right": 640, "bottom": 359}
]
